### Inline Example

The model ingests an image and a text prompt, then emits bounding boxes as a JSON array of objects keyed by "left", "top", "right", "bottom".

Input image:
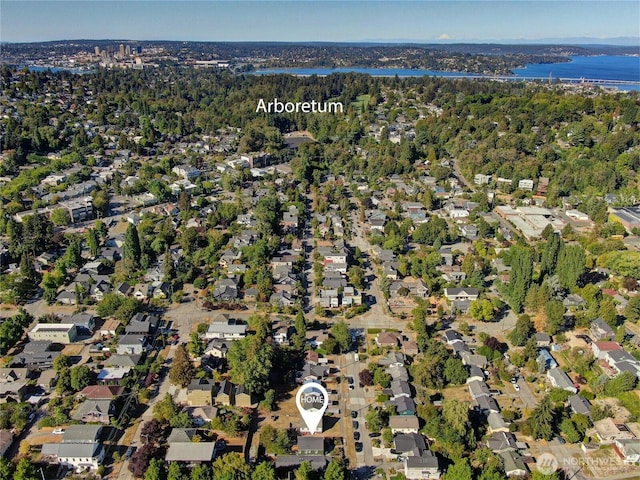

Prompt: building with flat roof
[
  {"left": 610, "top": 207, "right": 640, "bottom": 232},
  {"left": 29, "top": 323, "right": 78, "bottom": 343}
]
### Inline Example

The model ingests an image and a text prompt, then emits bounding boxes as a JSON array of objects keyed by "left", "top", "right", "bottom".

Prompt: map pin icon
[{"left": 296, "top": 382, "right": 329, "bottom": 435}]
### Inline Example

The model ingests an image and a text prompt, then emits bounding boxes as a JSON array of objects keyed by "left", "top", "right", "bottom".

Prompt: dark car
[
  {"left": 354, "top": 432, "right": 360, "bottom": 441},
  {"left": 355, "top": 442, "right": 363, "bottom": 452},
  {"left": 352, "top": 420, "right": 359, "bottom": 429},
  {"left": 351, "top": 410, "right": 358, "bottom": 418},
  {"left": 368, "top": 432, "right": 381, "bottom": 438},
  {"left": 124, "top": 446, "right": 136, "bottom": 459},
  {"left": 347, "top": 376, "right": 354, "bottom": 385}
]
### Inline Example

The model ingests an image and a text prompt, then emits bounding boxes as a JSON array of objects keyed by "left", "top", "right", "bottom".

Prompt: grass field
[{"left": 351, "top": 94, "right": 371, "bottom": 114}]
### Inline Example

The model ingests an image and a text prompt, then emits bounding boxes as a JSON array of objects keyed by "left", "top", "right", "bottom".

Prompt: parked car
[
  {"left": 352, "top": 420, "right": 359, "bottom": 429},
  {"left": 351, "top": 410, "right": 358, "bottom": 418},
  {"left": 514, "top": 383, "right": 520, "bottom": 392},
  {"left": 354, "top": 432, "right": 360, "bottom": 441},
  {"left": 355, "top": 442, "right": 363, "bottom": 452},
  {"left": 52, "top": 428, "right": 65, "bottom": 435},
  {"left": 368, "top": 432, "right": 381, "bottom": 438}
]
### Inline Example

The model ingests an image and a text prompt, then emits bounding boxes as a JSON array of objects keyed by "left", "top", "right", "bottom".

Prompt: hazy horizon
[{"left": 1, "top": 1, "right": 638, "bottom": 45}]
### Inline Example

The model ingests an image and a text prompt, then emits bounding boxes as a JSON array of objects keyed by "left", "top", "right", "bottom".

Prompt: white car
[
  {"left": 52, "top": 428, "right": 65, "bottom": 434},
  {"left": 514, "top": 384, "right": 520, "bottom": 392}
]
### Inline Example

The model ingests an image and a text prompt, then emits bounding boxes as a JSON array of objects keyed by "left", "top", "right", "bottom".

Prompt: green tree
[
  {"left": 153, "top": 393, "right": 179, "bottom": 423},
  {"left": 330, "top": 320, "right": 350, "bottom": 353},
  {"left": 252, "top": 462, "right": 276, "bottom": 480},
  {"left": 528, "top": 395, "right": 556, "bottom": 440},
  {"left": 123, "top": 223, "right": 142, "bottom": 271},
  {"left": 624, "top": 294, "right": 640, "bottom": 322},
  {"left": 507, "top": 314, "right": 534, "bottom": 346},
  {"left": 50, "top": 208, "right": 71, "bottom": 226},
  {"left": 190, "top": 464, "right": 211, "bottom": 480},
  {"left": 470, "top": 298, "right": 495, "bottom": 322},
  {"left": 540, "top": 233, "right": 561, "bottom": 279},
  {"left": 227, "top": 336, "right": 274, "bottom": 395},
  {"left": 56, "top": 367, "right": 71, "bottom": 394},
  {"left": 145, "top": 458, "right": 167, "bottom": 480},
  {"left": 557, "top": 244, "right": 586, "bottom": 290},
  {"left": 13, "top": 458, "right": 38, "bottom": 480},
  {"left": 443, "top": 357, "right": 467, "bottom": 385},
  {"left": 64, "top": 236, "right": 83, "bottom": 269},
  {"left": 0, "top": 457, "right": 14, "bottom": 480},
  {"left": 508, "top": 245, "right": 534, "bottom": 313},
  {"left": 169, "top": 345, "right": 194, "bottom": 387},
  {"left": 188, "top": 332, "right": 204, "bottom": 357},
  {"left": 212, "top": 452, "right": 252, "bottom": 480},
  {"left": 86, "top": 228, "right": 100, "bottom": 257},
  {"left": 70, "top": 365, "right": 92, "bottom": 391},
  {"left": 443, "top": 457, "right": 473, "bottom": 480},
  {"left": 545, "top": 300, "right": 565, "bottom": 335},
  {"left": 324, "top": 459, "right": 346, "bottom": 480},
  {"left": 295, "top": 461, "right": 314, "bottom": 480},
  {"left": 442, "top": 399, "right": 473, "bottom": 442},
  {"left": 167, "top": 462, "right": 186, "bottom": 480}
]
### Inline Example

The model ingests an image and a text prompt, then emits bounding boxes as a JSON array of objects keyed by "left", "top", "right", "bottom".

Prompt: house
[
  {"left": 126, "top": 313, "right": 157, "bottom": 334},
  {"left": 615, "top": 438, "right": 640, "bottom": 464},
  {"left": 476, "top": 395, "right": 500, "bottom": 414},
  {"left": 72, "top": 399, "right": 113, "bottom": 424},
  {"left": 390, "top": 415, "right": 420, "bottom": 434},
  {"left": 487, "top": 412, "right": 510, "bottom": 434},
  {"left": 0, "top": 367, "right": 29, "bottom": 402},
  {"left": 29, "top": 323, "right": 78, "bottom": 343},
  {"left": 62, "top": 425, "right": 103, "bottom": 444},
  {"left": 568, "top": 394, "right": 592, "bottom": 416},
  {"left": 215, "top": 380, "right": 234, "bottom": 405},
  {"left": 187, "top": 406, "right": 218, "bottom": 427},
  {"left": 394, "top": 433, "right": 427, "bottom": 456},
  {"left": 234, "top": 385, "right": 256, "bottom": 407},
  {"left": 212, "top": 278, "right": 239, "bottom": 301},
  {"left": 37, "top": 369, "right": 58, "bottom": 392},
  {"left": 468, "top": 380, "right": 490, "bottom": 399},
  {"left": 534, "top": 332, "right": 552, "bottom": 347},
  {"left": 387, "top": 366, "right": 410, "bottom": 382},
  {"left": 66, "top": 313, "right": 96, "bottom": 335},
  {"left": 41, "top": 442, "right": 105, "bottom": 471},
  {"left": 444, "top": 287, "right": 479, "bottom": 301},
  {"left": 187, "top": 379, "right": 215, "bottom": 406},
  {"left": 204, "top": 338, "right": 229, "bottom": 359},
  {"left": 404, "top": 451, "right": 441, "bottom": 480},
  {"left": 486, "top": 432, "right": 518, "bottom": 452},
  {"left": 474, "top": 173, "right": 492, "bottom": 185},
  {"left": 96, "top": 367, "right": 132, "bottom": 385},
  {"left": 305, "top": 330, "right": 329, "bottom": 349},
  {"left": 77, "top": 385, "right": 124, "bottom": 401},
  {"left": 467, "top": 366, "right": 485, "bottom": 383},
  {"left": 391, "top": 380, "right": 412, "bottom": 399},
  {"left": 460, "top": 351, "right": 488, "bottom": 369},
  {"left": 0, "top": 430, "right": 13, "bottom": 457},
  {"left": 165, "top": 442, "right": 216, "bottom": 464},
  {"left": 376, "top": 332, "right": 401, "bottom": 348},
  {"left": 547, "top": 368, "right": 577, "bottom": 393},
  {"left": 116, "top": 335, "right": 148, "bottom": 355},
  {"left": 517, "top": 179, "right": 534, "bottom": 191},
  {"left": 500, "top": 451, "right": 528, "bottom": 477},
  {"left": 391, "top": 396, "right": 416, "bottom": 416},
  {"left": 379, "top": 352, "right": 405, "bottom": 368},
  {"left": 592, "top": 418, "right": 637, "bottom": 443},
  {"left": 204, "top": 317, "right": 246, "bottom": 340},
  {"left": 105, "top": 355, "right": 141, "bottom": 368},
  {"left": 591, "top": 318, "right": 615, "bottom": 341},
  {"left": 298, "top": 436, "right": 324, "bottom": 456},
  {"left": 592, "top": 341, "right": 623, "bottom": 360},
  {"left": 443, "top": 330, "right": 463, "bottom": 345},
  {"left": 537, "top": 349, "right": 558, "bottom": 371}
]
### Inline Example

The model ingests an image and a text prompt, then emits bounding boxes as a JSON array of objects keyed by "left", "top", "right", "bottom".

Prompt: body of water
[{"left": 255, "top": 55, "right": 640, "bottom": 90}]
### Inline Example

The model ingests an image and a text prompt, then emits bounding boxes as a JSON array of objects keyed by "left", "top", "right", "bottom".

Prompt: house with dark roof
[
  {"left": 394, "top": 433, "right": 427, "bottom": 457},
  {"left": 72, "top": 399, "right": 113, "bottom": 424},
  {"left": 591, "top": 318, "right": 615, "bottom": 341},
  {"left": 404, "top": 451, "right": 440, "bottom": 480},
  {"left": 486, "top": 432, "right": 518, "bottom": 452},
  {"left": 187, "top": 379, "right": 215, "bottom": 406},
  {"left": 391, "top": 396, "right": 417, "bottom": 416},
  {"left": 569, "top": 394, "right": 592, "bottom": 416}
]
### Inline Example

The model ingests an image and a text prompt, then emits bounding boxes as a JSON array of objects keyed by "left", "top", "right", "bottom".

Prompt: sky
[{"left": 1, "top": 1, "right": 639, "bottom": 44}]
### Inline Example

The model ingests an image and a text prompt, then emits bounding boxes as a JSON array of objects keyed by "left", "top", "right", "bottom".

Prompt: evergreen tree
[
  {"left": 508, "top": 245, "right": 534, "bottom": 313},
  {"left": 557, "top": 244, "right": 586, "bottom": 290},
  {"left": 529, "top": 395, "right": 556, "bottom": 440},
  {"left": 507, "top": 314, "right": 535, "bottom": 346},
  {"left": 540, "top": 232, "right": 561, "bottom": 279},
  {"left": 123, "top": 223, "right": 142, "bottom": 271},
  {"left": 169, "top": 345, "right": 194, "bottom": 387},
  {"left": 86, "top": 228, "right": 100, "bottom": 258},
  {"left": 19, "top": 253, "right": 38, "bottom": 283}
]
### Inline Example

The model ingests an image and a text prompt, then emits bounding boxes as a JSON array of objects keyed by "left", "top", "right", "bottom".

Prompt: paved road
[{"left": 515, "top": 377, "right": 538, "bottom": 409}]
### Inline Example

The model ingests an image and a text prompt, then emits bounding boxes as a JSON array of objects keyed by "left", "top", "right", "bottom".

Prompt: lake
[{"left": 255, "top": 55, "right": 640, "bottom": 90}]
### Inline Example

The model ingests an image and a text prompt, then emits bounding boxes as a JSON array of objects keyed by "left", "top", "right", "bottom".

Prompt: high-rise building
[
  {"left": 94, "top": 46, "right": 101, "bottom": 56},
  {"left": 125, "top": 45, "right": 131, "bottom": 55},
  {"left": 119, "top": 44, "right": 125, "bottom": 57}
]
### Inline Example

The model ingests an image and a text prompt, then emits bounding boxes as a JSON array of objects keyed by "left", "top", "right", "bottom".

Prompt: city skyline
[{"left": 1, "top": 1, "right": 638, "bottom": 45}]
